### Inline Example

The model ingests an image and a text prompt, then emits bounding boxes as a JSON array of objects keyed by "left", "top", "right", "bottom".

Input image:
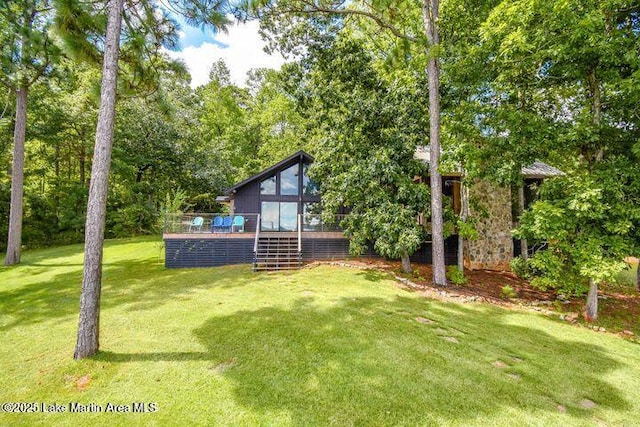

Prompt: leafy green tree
[
  {"left": 242, "top": 0, "right": 448, "bottom": 282},
  {"left": 1, "top": 0, "right": 61, "bottom": 265},
  {"left": 295, "top": 38, "right": 430, "bottom": 272},
  {"left": 480, "top": 0, "right": 640, "bottom": 319}
]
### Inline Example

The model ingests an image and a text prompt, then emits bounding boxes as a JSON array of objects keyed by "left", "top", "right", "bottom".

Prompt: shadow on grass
[
  {"left": 99, "top": 296, "right": 629, "bottom": 424},
  {"left": 0, "top": 255, "right": 265, "bottom": 332},
  {"left": 356, "top": 269, "right": 389, "bottom": 283}
]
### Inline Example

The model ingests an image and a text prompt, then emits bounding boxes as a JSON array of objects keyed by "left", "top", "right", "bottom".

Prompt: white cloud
[{"left": 166, "top": 21, "right": 286, "bottom": 88}]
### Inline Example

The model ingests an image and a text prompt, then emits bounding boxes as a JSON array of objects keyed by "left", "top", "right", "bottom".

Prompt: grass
[{"left": 1, "top": 236, "right": 640, "bottom": 426}]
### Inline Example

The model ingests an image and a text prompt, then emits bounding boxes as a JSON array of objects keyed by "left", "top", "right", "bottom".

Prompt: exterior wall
[
  {"left": 465, "top": 180, "right": 513, "bottom": 270},
  {"left": 164, "top": 236, "right": 459, "bottom": 268},
  {"left": 165, "top": 238, "right": 255, "bottom": 268},
  {"left": 232, "top": 181, "right": 260, "bottom": 214}
]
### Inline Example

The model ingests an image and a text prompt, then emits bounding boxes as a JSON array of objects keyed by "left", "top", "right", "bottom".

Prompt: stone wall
[{"left": 465, "top": 180, "right": 513, "bottom": 270}]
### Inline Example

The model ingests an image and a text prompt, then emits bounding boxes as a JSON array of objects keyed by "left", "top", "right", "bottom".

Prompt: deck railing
[
  {"left": 163, "top": 213, "right": 260, "bottom": 234},
  {"left": 301, "top": 213, "right": 347, "bottom": 232},
  {"left": 163, "top": 212, "right": 347, "bottom": 234}
]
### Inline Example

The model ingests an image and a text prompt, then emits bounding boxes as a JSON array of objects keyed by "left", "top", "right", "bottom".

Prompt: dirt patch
[
  {"left": 387, "top": 261, "right": 557, "bottom": 304},
  {"left": 308, "top": 259, "right": 640, "bottom": 338}
]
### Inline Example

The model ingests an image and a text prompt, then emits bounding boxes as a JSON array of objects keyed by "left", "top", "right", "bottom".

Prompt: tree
[
  {"left": 421, "top": 0, "right": 446, "bottom": 285},
  {"left": 68, "top": 0, "right": 233, "bottom": 359},
  {"left": 73, "top": 0, "right": 125, "bottom": 360},
  {"left": 1, "top": 0, "right": 60, "bottom": 265},
  {"left": 243, "top": 0, "right": 448, "bottom": 282},
  {"left": 479, "top": 0, "right": 640, "bottom": 319},
  {"left": 288, "top": 38, "right": 429, "bottom": 273}
]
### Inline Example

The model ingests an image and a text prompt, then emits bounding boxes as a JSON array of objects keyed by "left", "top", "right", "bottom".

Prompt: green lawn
[{"left": 1, "top": 237, "right": 639, "bottom": 426}]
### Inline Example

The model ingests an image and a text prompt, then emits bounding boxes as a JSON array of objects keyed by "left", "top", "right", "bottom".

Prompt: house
[{"left": 163, "top": 149, "right": 561, "bottom": 270}]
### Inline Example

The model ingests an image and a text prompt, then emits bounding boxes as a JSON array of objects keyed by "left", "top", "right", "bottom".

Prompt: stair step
[{"left": 253, "top": 235, "right": 302, "bottom": 271}]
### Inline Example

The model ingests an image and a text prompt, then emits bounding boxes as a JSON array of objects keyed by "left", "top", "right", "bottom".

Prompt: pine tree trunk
[
  {"left": 4, "top": 88, "right": 28, "bottom": 266},
  {"left": 636, "top": 260, "right": 639, "bottom": 292},
  {"left": 74, "top": 0, "right": 123, "bottom": 360},
  {"left": 421, "top": 0, "right": 446, "bottom": 286},
  {"left": 585, "top": 278, "right": 598, "bottom": 321},
  {"left": 401, "top": 251, "right": 412, "bottom": 274}
]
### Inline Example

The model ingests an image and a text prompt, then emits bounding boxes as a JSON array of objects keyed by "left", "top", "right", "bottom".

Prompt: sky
[{"left": 165, "top": 19, "right": 286, "bottom": 88}]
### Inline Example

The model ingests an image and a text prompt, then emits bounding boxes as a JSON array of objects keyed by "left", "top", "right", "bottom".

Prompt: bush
[
  {"left": 510, "top": 256, "right": 532, "bottom": 279},
  {"left": 501, "top": 285, "right": 517, "bottom": 299},
  {"left": 446, "top": 265, "right": 467, "bottom": 285}
]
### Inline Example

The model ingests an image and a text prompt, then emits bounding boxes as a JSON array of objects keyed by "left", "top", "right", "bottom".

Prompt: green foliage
[
  {"left": 446, "top": 265, "right": 467, "bottom": 285},
  {"left": 516, "top": 159, "right": 640, "bottom": 296},
  {"left": 500, "top": 285, "right": 516, "bottom": 299},
  {"left": 163, "top": 187, "right": 190, "bottom": 214},
  {"left": 509, "top": 256, "right": 531, "bottom": 280},
  {"left": 297, "top": 37, "right": 430, "bottom": 262}
]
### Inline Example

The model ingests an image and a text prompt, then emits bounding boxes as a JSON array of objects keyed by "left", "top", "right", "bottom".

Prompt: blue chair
[
  {"left": 211, "top": 216, "right": 223, "bottom": 233},
  {"left": 189, "top": 216, "right": 204, "bottom": 232},
  {"left": 222, "top": 216, "right": 233, "bottom": 233},
  {"left": 232, "top": 215, "right": 245, "bottom": 233}
]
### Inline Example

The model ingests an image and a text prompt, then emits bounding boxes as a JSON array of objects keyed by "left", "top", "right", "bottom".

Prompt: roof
[
  {"left": 225, "top": 150, "right": 314, "bottom": 195},
  {"left": 414, "top": 146, "right": 562, "bottom": 178},
  {"left": 521, "top": 160, "right": 563, "bottom": 178}
]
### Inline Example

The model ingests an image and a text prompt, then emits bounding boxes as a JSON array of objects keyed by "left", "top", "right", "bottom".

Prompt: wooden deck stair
[{"left": 253, "top": 236, "right": 302, "bottom": 271}]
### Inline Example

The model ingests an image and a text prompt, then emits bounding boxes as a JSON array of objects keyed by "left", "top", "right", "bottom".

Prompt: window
[
  {"left": 279, "top": 202, "right": 298, "bottom": 231},
  {"left": 303, "top": 163, "right": 319, "bottom": 195},
  {"left": 260, "top": 202, "right": 299, "bottom": 231},
  {"left": 280, "top": 164, "right": 299, "bottom": 195},
  {"left": 260, "top": 176, "right": 276, "bottom": 195},
  {"left": 261, "top": 202, "right": 279, "bottom": 231},
  {"left": 303, "top": 202, "right": 321, "bottom": 231}
]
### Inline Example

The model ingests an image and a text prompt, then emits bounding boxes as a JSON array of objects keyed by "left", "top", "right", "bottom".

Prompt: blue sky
[{"left": 174, "top": 16, "right": 227, "bottom": 49}]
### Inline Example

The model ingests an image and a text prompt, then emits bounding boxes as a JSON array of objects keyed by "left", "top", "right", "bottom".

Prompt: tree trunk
[
  {"left": 400, "top": 251, "right": 412, "bottom": 274},
  {"left": 584, "top": 278, "right": 598, "bottom": 321},
  {"left": 421, "top": 0, "right": 446, "bottom": 286},
  {"left": 4, "top": 88, "right": 28, "bottom": 266},
  {"left": 518, "top": 183, "right": 528, "bottom": 260},
  {"left": 74, "top": 0, "right": 123, "bottom": 360},
  {"left": 636, "top": 260, "right": 639, "bottom": 292}
]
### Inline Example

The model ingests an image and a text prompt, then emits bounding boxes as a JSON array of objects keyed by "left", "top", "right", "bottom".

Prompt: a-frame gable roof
[{"left": 226, "top": 150, "right": 314, "bottom": 195}]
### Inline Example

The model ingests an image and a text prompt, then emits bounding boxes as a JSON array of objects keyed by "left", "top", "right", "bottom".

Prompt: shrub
[
  {"left": 501, "top": 285, "right": 517, "bottom": 299},
  {"left": 510, "top": 256, "right": 532, "bottom": 279},
  {"left": 446, "top": 266, "right": 467, "bottom": 285}
]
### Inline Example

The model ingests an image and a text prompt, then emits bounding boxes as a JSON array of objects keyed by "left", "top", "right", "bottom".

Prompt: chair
[
  {"left": 211, "top": 216, "right": 223, "bottom": 233},
  {"left": 189, "top": 216, "right": 204, "bottom": 232},
  {"left": 222, "top": 216, "right": 233, "bottom": 233},
  {"left": 232, "top": 215, "right": 245, "bottom": 233}
]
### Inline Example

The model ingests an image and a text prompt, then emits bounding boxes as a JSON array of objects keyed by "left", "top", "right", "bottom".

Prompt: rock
[
  {"left": 557, "top": 405, "right": 567, "bottom": 413},
  {"left": 579, "top": 399, "right": 597, "bottom": 409},
  {"left": 492, "top": 360, "right": 508, "bottom": 369},
  {"left": 443, "top": 336, "right": 459, "bottom": 343},
  {"left": 416, "top": 316, "right": 433, "bottom": 324},
  {"left": 507, "top": 373, "right": 521, "bottom": 381},
  {"left": 565, "top": 313, "right": 579, "bottom": 322},
  {"left": 623, "top": 330, "right": 634, "bottom": 336},
  {"left": 598, "top": 327, "right": 606, "bottom": 332}
]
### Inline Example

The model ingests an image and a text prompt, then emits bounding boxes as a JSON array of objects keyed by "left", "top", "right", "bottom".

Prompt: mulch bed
[{"left": 308, "top": 259, "right": 640, "bottom": 338}]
